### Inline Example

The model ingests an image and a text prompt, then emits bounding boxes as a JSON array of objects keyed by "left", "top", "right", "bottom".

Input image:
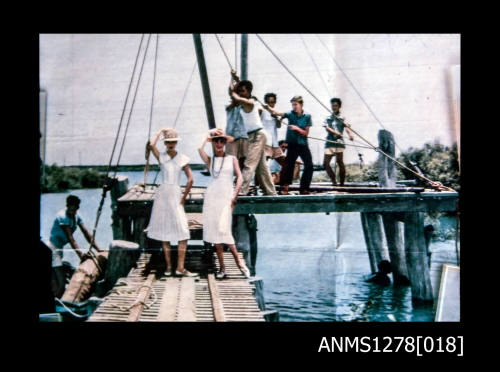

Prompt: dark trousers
[{"left": 284, "top": 142, "right": 313, "bottom": 191}]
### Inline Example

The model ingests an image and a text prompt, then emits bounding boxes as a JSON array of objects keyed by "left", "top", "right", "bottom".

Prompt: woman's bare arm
[
  {"left": 198, "top": 134, "right": 211, "bottom": 168},
  {"left": 181, "top": 165, "right": 194, "bottom": 205},
  {"left": 232, "top": 156, "right": 243, "bottom": 207}
]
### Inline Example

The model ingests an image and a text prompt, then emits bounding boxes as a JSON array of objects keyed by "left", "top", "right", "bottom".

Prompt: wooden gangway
[{"left": 87, "top": 252, "right": 265, "bottom": 322}]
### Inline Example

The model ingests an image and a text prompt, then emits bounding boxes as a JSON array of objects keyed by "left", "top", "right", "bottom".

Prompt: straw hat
[
  {"left": 207, "top": 128, "right": 234, "bottom": 143},
  {"left": 163, "top": 128, "right": 181, "bottom": 142}
]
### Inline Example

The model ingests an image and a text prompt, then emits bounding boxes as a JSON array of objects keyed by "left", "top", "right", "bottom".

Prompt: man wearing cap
[
  {"left": 229, "top": 77, "right": 277, "bottom": 196},
  {"left": 45, "top": 195, "right": 103, "bottom": 298}
]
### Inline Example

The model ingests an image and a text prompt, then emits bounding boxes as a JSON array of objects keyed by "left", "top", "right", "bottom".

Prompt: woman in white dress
[
  {"left": 146, "top": 128, "right": 197, "bottom": 277},
  {"left": 198, "top": 128, "right": 251, "bottom": 279}
]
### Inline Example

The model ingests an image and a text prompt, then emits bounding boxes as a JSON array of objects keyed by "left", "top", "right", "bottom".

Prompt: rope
[
  {"left": 87, "top": 34, "right": 152, "bottom": 259},
  {"left": 300, "top": 33, "right": 364, "bottom": 168},
  {"left": 315, "top": 34, "right": 417, "bottom": 162},
  {"left": 105, "top": 284, "right": 158, "bottom": 312},
  {"left": 255, "top": 34, "right": 452, "bottom": 191},
  {"left": 215, "top": 34, "right": 234, "bottom": 71},
  {"left": 104, "top": 34, "right": 145, "bottom": 179},
  {"left": 255, "top": 34, "right": 333, "bottom": 114},
  {"left": 114, "top": 34, "right": 152, "bottom": 177},
  {"left": 54, "top": 298, "right": 88, "bottom": 319},
  {"left": 84, "top": 35, "right": 145, "bottom": 271},
  {"left": 300, "top": 34, "right": 330, "bottom": 97},
  {"left": 173, "top": 60, "right": 197, "bottom": 128},
  {"left": 150, "top": 60, "right": 197, "bottom": 185},
  {"left": 144, "top": 34, "right": 160, "bottom": 187}
]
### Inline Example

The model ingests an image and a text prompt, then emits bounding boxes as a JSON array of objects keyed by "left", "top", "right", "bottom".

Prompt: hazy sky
[{"left": 39, "top": 33, "right": 460, "bottom": 166}]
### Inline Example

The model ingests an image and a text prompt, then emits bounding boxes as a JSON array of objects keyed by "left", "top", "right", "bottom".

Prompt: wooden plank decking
[{"left": 87, "top": 252, "right": 265, "bottom": 322}]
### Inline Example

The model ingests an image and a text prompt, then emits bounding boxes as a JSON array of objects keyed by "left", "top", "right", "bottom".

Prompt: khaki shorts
[
  {"left": 226, "top": 138, "right": 249, "bottom": 159},
  {"left": 324, "top": 147, "right": 344, "bottom": 155},
  {"left": 265, "top": 145, "right": 285, "bottom": 159}
]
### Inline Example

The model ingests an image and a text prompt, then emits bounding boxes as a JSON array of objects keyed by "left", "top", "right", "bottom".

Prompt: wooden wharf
[
  {"left": 108, "top": 129, "right": 459, "bottom": 305},
  {"left": 88, "top": 251, "right": 265, "bottom": 322}
]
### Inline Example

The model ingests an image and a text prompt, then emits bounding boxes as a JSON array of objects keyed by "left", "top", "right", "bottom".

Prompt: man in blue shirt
[
  {"left": 46, "top": 195, "right": 102, "bottom": 298},
  {"left": 263, "top": 96, "right": 313, "bottom": 194}
]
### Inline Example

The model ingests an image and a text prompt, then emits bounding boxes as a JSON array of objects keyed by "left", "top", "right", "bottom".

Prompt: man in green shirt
[{"left": 323, "top": 98, "right": 354, "bottom": 186}]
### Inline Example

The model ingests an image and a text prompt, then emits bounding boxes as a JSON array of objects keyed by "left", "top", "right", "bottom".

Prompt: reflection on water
[{"left": 40, "top": 171, "right": 457, "bottom": 322}]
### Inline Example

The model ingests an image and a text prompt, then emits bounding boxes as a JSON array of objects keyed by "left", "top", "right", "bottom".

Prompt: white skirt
[
  {"left": 202, "top": 184, "right": 235, "bottom": 245},
  {"left": 146, "top": 184, "right": 190, "bottom": 243}
]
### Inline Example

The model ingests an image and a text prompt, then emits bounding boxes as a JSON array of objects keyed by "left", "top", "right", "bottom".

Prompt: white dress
[
  {"left": 202, "top": 155, "right": 236, "bottom": 245},
  {"left": 146, "top": 152, "right": 190, "bottom": 243}
]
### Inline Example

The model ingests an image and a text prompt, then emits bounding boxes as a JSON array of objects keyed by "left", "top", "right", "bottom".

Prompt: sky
[{"left": 39, "top": 33, "right": 460, "bottom": 166}]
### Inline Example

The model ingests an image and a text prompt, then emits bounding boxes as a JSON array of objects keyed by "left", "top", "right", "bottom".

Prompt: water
[{"left": 40, "top": 170, "right": 459, "bottom": 322}]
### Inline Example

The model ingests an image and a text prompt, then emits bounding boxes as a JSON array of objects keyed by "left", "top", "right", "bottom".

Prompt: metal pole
[
  {"left": 193, "top": 34, "right": 216, "bottom": 129},
  {"left": 240, "top": 34, "right": 248, "bottom": 80}
]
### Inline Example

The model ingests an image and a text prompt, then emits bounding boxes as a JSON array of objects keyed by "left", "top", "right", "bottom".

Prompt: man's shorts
[
  {"left": 226, "top": 138, "right": 249, "bottom": 159},
  {"left": 265, "top": 145, "right": 285, "bottom": 159},
  {"left": 46, "top": 240, "right": 64, "bottom": 268},
  {"left": 324, "top": 147, "right": 344, "bottom": 155}
]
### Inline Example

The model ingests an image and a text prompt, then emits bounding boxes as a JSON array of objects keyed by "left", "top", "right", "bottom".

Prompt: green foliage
[
  {"left": 313, "top": 141, "right": 460, "bottom": 190},
  {"left": 41, "top": 164, "right": 106, "bottom": 193},
  {"left": 397, "top": 142, "right": 460, "bottom": 191}
]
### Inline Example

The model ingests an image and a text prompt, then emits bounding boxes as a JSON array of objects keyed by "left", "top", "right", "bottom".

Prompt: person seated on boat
[
  {"left": 225, "top": 75, "right": 248, "bottom": 172},
  {"left": 145, "top": 128, "right": 198, "bottom": 278},
  {"left": 229, "top": 77, "right": 277, "bottom": 196},
  {"left": 323, "top": 98, "right": 354, "bottom": 186},
  {"left": 45, "top": 195, "right": 103, "bottom": 298},
  {"left": 365, "top": 260, "right": 392, "bottom": 286},
  {"left": 270, "top": 140, "right": 302, "bottom": 185},
  {"left": 262, "top": 96, "right": 314, "bottom": 195}
]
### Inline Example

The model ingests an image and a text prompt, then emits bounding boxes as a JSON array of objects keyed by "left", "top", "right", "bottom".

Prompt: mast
[
  {"left": 240, "top": 34, "right": 248, "bottom": 80},
  {"left": 192, "top": 34, "right": 216, "bottom": 129}
]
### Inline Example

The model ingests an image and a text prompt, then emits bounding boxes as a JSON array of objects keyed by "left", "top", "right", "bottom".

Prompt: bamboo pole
[{"left": 126, "top": 273, "right": 156, "bottom": 322}]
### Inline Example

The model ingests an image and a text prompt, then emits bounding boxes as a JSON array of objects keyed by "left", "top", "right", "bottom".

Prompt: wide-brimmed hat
[
  {"left": 207, "top": 128, "right": 234, "bottom": 143},
  {"left": 163, "top": 128, "right": 181, "bottom": 142}
]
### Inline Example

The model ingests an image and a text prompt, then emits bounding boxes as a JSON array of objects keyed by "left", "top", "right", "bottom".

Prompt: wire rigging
[
  {"left": 144, "top": 34, "right": 160, "bottom": 186},
  {"left": 254, "top": 34, "right": 451, "bottom": 190},
  {"left": 300, "top": 33, "right": 365, "bottom": 168}
]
